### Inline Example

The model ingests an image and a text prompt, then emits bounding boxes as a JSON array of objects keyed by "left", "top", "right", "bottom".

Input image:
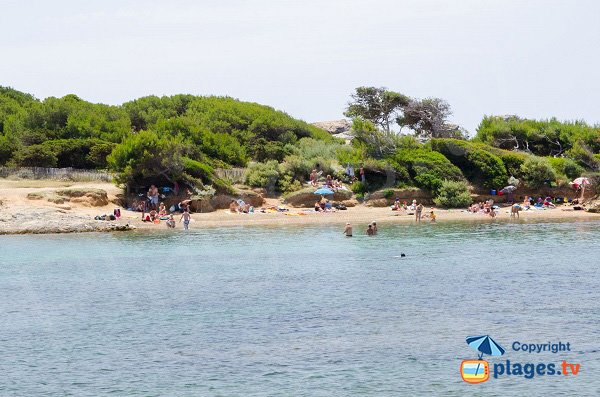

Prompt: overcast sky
[{"left": 1, "top": 0, "right": 599, "bottom": 133}]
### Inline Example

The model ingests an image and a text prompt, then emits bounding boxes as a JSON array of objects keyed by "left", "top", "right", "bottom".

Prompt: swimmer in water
[{"left": 343, "top": 223, "right": 353, "bottom": 237}]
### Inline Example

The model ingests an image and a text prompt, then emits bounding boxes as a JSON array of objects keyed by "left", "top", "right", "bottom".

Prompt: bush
[
  {"left": 495, "top": 150, "right": 529, "bottom": 178},
  {"left": 382, "top": 189, "right": 395, "bottom": 199},
  {"left": 245, "top": 160, "right": 280, "bottom": 188},
  {"left": 351, "top": 181, "right": 368, "bottom": 194},
  {"left": 12, "top": 145, "right": 58, "bottom": 167},
  {"left": 430, "top": 139, "right": 508, "bottom": 188},
  {"left": 278, "top": 173, "right": 303, "bottom": 194},
  {"left": 433, "top": 180, "right": 472, "bottom": 208},
  {"left": 547, "top": 157, "right": 585, "bottom": 181},
  {"left": 390, "top": 149, "right": 464, "bottom": 193},
  {"left": 520, "top": 157, "right": 557, "bottom": 188}
]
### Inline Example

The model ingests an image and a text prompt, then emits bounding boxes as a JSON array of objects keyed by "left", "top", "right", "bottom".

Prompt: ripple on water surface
[{"left": 0, "top": 220, "right": 599, "bottom": 396}]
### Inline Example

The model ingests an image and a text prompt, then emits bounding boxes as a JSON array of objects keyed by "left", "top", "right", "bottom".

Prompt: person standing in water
[
  {"left": 429, "top": 210, "right": 436, "bottom": 223},
  {"left": 343, "top": 223, "right": 353, "bottom": 237},
  {"left": 366, "top": 224, "right": 374, "bottom": 236},
  {"left": 180, "top": 208, "right": 191, "bottom": 230},
  {"left": 371, "top": 221, "right": 378, "bottom": 235},
  {"left": 415, "top": 203, "right": 423, "bottom": 222}
]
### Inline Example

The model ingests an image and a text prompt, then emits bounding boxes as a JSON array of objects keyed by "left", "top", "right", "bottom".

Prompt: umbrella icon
[
  {"left": 314, "top": 187, "right": 335, "bottom": 195},
  {"left": 466, "top": 335, "right": 505, "bottom": 377}
]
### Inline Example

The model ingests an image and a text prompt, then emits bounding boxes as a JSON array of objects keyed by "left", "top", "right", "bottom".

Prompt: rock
[
  {"left": 56, "top": 188, "right": 109, "bottom": 206},
  {"left": 365, "top": 198, "right": 389, "bottom": 207},
  {"left": 367, "top": 188, "right": 433, "bottom": 206},
  {"left": 284, "top": 187, "right": 353, "bottom": 208},
  {"left": 210, "top": 189, "right": 264, "bottom": 210},
  {"left": 27, "top": 192, "right": 45, "bottom": 200},
  {"left": 341, "top": 199, "right": 358, "bottom": 207},
  {"left": 312, "top": 119, "right": 352, "bottom": 134}
]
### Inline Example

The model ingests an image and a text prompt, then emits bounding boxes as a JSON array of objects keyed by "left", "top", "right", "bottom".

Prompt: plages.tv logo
[
  {"left": 460, "top": 335, "right": 581, "bottom": 383},
  {"left": 460, "top": 335, "right": 505, "bottom": 384}
]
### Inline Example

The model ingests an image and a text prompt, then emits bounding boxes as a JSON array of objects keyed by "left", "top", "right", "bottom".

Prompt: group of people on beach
[
  {"left": 314, "top": 195, "right": 337, "bottom": 212},
  {"left": 468, "top": 199, "right": 497, "bottom": 218},
  {"left": 309, "top": 169, "right": 346, "bottom": 190},
  {"left": 391, "top": 198, "right": 435, "bottom": 222}
]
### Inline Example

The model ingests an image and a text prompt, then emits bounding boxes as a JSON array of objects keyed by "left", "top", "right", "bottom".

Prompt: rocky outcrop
[
  {"left": 283, "top": 187, "right": 353, "bottom": 208},
  {"left": 27, "top": 188, "right": 109, "bottom": 207},
  {"left": 366, "top": 188, "right": 433, "bottom": 207},
  {"left": 312, "top": 119, "right": 352, "bottom": 134},
  {"left": 206, "top": 189, "right": 265, "bottom": 212}
]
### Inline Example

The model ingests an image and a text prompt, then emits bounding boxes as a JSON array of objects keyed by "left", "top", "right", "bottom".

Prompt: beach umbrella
[
  {"left": 314, "top": 187, "right": 334, "bottom": 195},
  {"left": 466, "top": 335, "right": 506, "bottom": 377},
  {"left": 466, "top": 335, "right": 505, "bottom": 359},
  {"left": 500, "top": 185, "right": 517, "bottom": 194}
]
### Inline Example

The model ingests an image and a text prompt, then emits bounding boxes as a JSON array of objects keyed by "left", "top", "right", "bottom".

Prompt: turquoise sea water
[{"left": 1, "top": 220, "right": 599, "bottom": 396}]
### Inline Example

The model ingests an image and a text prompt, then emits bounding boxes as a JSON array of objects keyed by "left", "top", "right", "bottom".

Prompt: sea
[{"left": 1, "top": 219, "right": 599, "bottom": 396}]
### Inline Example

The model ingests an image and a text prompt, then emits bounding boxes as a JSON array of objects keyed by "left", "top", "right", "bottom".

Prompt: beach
[{"left": 0, "top": 179, "right": 598, "bottom": 234}]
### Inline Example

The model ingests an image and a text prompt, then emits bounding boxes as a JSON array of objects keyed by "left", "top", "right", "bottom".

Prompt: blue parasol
[
  {"left": 314, "top": 187, "right": 335, "bottom": 195},
  {"left": 466, "top": 335, "right": 505, "bottom": 377}
]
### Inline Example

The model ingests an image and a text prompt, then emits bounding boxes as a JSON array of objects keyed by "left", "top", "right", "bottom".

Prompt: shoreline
[
  {"left": 2, "top": 206, "right": 598, "bottom": 236},
  {"left": 1, "top": 179, "right": 598, "bottom": 235}
]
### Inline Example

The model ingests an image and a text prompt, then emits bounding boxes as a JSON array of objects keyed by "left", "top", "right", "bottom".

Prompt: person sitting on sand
[
  {"left": 178, "top": 199, "right": 192, "bottom": 213},
  {"left": 344, "top": 223, "right": 353, "bottom": 237},
  {"left": 366, "top": 224, "right": 374, "bottom": 236},
  {"left": 392, "top": 198, "right": 401, "bottom": 211},
  {"left": 158, "top": 202, "right": 167, "bottom": 216},
  {"left": 544, "top": 196, "right": 556, "bottom": 208},
  {"left": 229, "top": 199, "right": 239, "bottom": 213},
  {"left": 166, "top": 214, "right": 176, "bottom": 228},
  {"left": 180, "top": 208, "right": 191, "bottom": 230},
  {"left": 314, "top": 201, "right": 323, "bottom": 212},
  {"left": 324, "top": 200, "right": 333, "bottom": 212},
  {"left": 149, "top": 209, "right": 158, "bottom": 222},
  {"left": 410, "top": 199, "right": 417, "bottom": 211}
]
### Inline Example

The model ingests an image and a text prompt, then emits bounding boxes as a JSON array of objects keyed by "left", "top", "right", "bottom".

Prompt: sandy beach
[{"left": 1, "top": 179, "right": 598, "bottom": 235}]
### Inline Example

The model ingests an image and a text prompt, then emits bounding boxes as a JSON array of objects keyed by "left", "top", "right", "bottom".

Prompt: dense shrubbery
[
  {"left": 389, "top": 149, "right": 464, "bottom": 193},
  {"left": 433, "top": 180, "right": 472, "bottom": 208},
  {"left": 547, "top": 157, "right": 585, "bottom": 181},
  {"left": 520, "top": 157, "right": 557, "bottom": 189},
  {"left": 244, "top": 161, "right": 280, "bottom": 189},
  {"left": 3, "top": 86, "right": 599, "bottom": 197},
  {"left": 0, "top": 87, "right": 333, "bottom": 190},
  {"left": 475, "top": 116, "right": 600, "bottom": 158},
  {"left": 430, "top": 139, "right": 507, "bottom": 188}
]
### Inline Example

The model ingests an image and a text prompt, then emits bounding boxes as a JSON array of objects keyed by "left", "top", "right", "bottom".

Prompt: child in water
[
  {"left": 180, "top": 209, "right": 191, "bottom": 230},
  {"left": 430, "top": 210, "right": 436, "bottom": 223}
]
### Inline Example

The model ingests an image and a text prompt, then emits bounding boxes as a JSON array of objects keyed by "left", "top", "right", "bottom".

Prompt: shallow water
[{"left": 1, "top": 220, "right": 599, "bottom": 396}]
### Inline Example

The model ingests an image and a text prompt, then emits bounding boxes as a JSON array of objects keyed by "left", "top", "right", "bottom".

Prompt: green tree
[
  {"left": 399, "top": 98, "right": 464, "bottom": 139},
  {"left": 108, "top": 131, "right": 187, "bottom": 186},
  {"left": 344, "top": 86, "right": 409, "bottom": 132}
]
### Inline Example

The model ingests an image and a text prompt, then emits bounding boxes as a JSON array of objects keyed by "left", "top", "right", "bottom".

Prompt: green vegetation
[
  {"left": 433, "top": 180, "right": 472, "bottom": 208},
  {"left": 519, "top": 157, "right": 557, "bottom": 189},
  {"left": 0, "top": 87, "right": 330, "bottom": 191},
  {"left": 2, "top": 85, "right": 599, "bottom": 199}
]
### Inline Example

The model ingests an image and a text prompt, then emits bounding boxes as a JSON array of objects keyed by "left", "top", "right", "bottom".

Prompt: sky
[{"left": 1, "top": 0, "right": 599, "bottom": 134}]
